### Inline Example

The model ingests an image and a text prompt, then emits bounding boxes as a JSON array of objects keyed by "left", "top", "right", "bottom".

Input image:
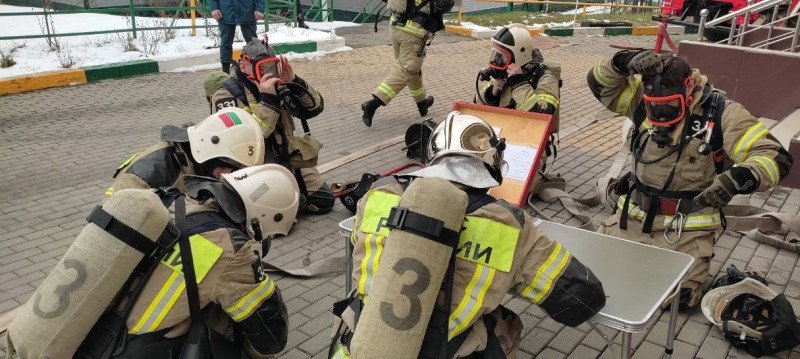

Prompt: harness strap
[
  {"left": 385, "top": 207, "right": 460, "bottom": 247},
  {"left": 87, "top": 206, "right": 162, "bottom": 255}
]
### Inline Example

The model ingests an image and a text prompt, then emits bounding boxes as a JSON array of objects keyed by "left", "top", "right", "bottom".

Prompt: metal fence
[{"left": 0, "top": 0, "right": 333, "bottom": 42}]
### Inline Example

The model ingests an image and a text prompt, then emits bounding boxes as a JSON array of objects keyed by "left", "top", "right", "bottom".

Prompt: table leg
[
  {"left": 664, "top": 285, "right": 681, "bottom": 359},
  {"left": 620, "top": 332, "right": 632, "bottom": 359},
  {"left": 344, "top": 236, "right": 352, "bottom": 295}
]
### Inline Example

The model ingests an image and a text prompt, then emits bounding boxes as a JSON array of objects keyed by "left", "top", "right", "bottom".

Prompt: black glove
[
  {"left": 612, "top": 49, "right": 663, "bottom": 76},
  {"left": 695, "top": 167, "right": 759, "bottom": 208}
]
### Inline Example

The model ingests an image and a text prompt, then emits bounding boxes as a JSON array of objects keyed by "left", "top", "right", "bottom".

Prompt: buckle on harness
[
  {"left": 386, "top": 206, "right": 445, "bottom": 240},
  {"left": 386, "top": 207, "right": 409, "bottom": 230},
  {"left": 87, "top": 206, "right": 113, "bottom": 229}
]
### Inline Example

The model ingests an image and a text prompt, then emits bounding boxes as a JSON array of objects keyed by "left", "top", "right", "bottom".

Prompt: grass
[{"left": 458, "top": 10, "right": 659, "bottom": 28}]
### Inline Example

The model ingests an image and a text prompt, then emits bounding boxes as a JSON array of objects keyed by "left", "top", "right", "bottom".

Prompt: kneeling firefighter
[
  {"left": 210, "top": 38, "right": 334, "bottom": 215},
  {"left": 7, "top": 164, "right": 296, "bottom": 358},
  {"left": 588, "top": 50, "right": 793, "bottom": 307},
  {"left": 329, "top": 111, "right": 606, "bottom": 358},
  {"left": 105, "top": 107, "right": 266, "bottom": 199}
]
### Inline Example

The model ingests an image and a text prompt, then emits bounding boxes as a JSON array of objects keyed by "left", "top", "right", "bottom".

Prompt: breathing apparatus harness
[{"left": 617, "top": 72, "right": 727, "bottom": 238}]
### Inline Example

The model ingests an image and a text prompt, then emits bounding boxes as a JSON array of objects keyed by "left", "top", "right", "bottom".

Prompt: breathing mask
[
  {"left": 242, "top": 53, "right": 282, "bottom": 84},
  {"left": 642, "top": 67, "right": 692, "bottom": 147}
]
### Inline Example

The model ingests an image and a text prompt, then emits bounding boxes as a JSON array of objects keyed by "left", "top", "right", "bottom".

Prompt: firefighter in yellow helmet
[
  {"left": 105, "top": 107, "right": 265, "bottom": 199},
  {"left": 359, "top": 0, "right": 454, "bottom": 127},
  {"left": 588, "top": 50, "right": 793, "bottom": 308},
  {"left": 210, "top": 39, "right": 334, "bottom": 215},
  {"left": 329, "top": 111, "right": 606, "bottom": 358},
  {"left": 112, "top": 164, "right": 297, "bottom": 358}
]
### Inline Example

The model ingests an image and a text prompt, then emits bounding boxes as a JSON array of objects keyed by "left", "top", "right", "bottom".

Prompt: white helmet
[
  {"left": 490, "top": 24, "right": 533, "bottom": 70},
  {"left": 221, "top": 164, "right": 300, "bottom": 237},
  {"left": 425, "top": 111, "right": 506, "bottom": 183},
  {"left": 187, "top": 107, "right": 265, "bottom": 168}
]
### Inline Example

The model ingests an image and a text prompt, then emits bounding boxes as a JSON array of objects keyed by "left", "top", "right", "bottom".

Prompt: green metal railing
[{"left": 0, "top": 0, "right": 333, "bottom": 43}]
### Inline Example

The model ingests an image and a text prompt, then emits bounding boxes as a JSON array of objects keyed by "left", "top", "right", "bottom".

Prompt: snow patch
[{"left": 0, "top": 4, "right": 350, "bottom": 79}]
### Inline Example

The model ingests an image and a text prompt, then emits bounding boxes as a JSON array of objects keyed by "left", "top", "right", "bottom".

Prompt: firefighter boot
[
  {"left": 416, "top": 96, "right": 434, "bottom": 116},
  {"left": 362, "top": 96, "right": 384, "bottom": 127}
]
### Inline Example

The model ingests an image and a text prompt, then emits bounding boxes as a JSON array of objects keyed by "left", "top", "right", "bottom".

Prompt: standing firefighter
[
  {"left": 359, "top": 0, "right": 453, "bottom": 127},
  {"left": 588, "top": 50, "right": 793, "bottom": 307},
  {"left": 105, "top": 107, "right": 265, "bottom": 199},
  {"left": 329, "top": 112, "right": 606, "bottom": 358},
  {"left": 475, "top": 23, "right": 562, "bottom": 190},
  {"left": 211, "top": 38, "right": 335, "bottom": 214},
  {"left": 7, "top": 164, "right": 296, "bottom": 359}
]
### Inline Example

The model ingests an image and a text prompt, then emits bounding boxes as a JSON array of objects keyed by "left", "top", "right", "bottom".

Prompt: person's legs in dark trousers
[
  {"left": 219, "top": 23, "right": 236, "bottom": 73},
  {"left": 240, "top": 23, "right": 258, "bottom": 43}
]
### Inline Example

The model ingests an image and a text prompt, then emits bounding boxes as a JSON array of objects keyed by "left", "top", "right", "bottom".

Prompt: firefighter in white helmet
[
  {"left": 104, "top": 107, "right": 265, "bottom": 199},
  {"left": 111, "top": 164, "right": 298, "bottom": 358},
  {"left": 475, "top": 23, "right": 562, "bottom": 193},
  {"left": 329, "top": 111, "right": 605, "bottom": 358}
]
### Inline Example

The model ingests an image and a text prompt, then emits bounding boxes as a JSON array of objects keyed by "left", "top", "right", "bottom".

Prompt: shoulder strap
[
  {"left": 222, "top": 77, "right": 249, "bottom": 107},
  {"left": 176, "top": 195, "right": 212, "bottom": 359},
  {"left": 186, "top": 211, "right": 239, "bottom": 236}
]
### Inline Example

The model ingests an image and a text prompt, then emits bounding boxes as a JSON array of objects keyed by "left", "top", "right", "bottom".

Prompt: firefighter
[
  {"left": 116, "top": 164, "right": 294, "bottom": 358},
  {"left": 475, "top": 24, "right": 560, "bottom": 119},
  {"left": 588, "top": 50, "right": 793, "bottom": 308},
  {"left": 329, "top": 112, "right": 606, "bottom": 358},
  {"left": 210, "top": 38, "right": 335, "bottom": 215},
  {"left": 105, "top": 107, "right": 265, "bottom": 199},
  {"left": 359, "top": 0, "right": 447, "bottom": 127},
  {"left": 475, "top": 23, "right": 562, "bottom": 193}
]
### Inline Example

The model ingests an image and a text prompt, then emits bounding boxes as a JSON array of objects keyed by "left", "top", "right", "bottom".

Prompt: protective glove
[
  {"left": 695, "top": 167, "right": 758, "bottom": 208},
  {"left": 626, "top": 50, "right": 663, "bottom": 77},
  {"left": 612, "top": 50, "right": 663, "bottom": 76}
]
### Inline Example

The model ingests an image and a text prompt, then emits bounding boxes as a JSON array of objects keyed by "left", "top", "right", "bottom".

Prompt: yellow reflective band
[
  {"left": 117, "top": 150, "right": 143, "bottom": 170},
  {"left": 410, "top": 86, "right": 426, "bottom": 99},
  {"left": 448, "top": 264, "right": 495, "bottom": 339},
  {"left": 130, "top": 271, "right": 186, "bottom": 334},
  {"left": 129, "top": 235, "right": 223, "bottom": 334},
  {"left": 616, "top": 77, "right": 641, "bottom": 115},
  {"left": 225, "top": 278, "right": 276, "bottom": 321},
  {"left": 358, "top": 233, "right": 374, "bottom": 297},
  {"left": 592, "top": 61, "right": 614, "bottom": 88},
  {"left": 376, "top": 83, "right": 397, "bottom": 100},
  {"left": 391, "top": 17, "right": 426, "bottom": 37},
  {"left": 616, "top": 195, "right": 722, "bottom": 230},
  {"left": 519, "top": 92, "right": 559, "bottom": 112},
  {"left": 457, "top": 216, "right": 519, "bottom": 272},
  {"left": 482, "top": 82, "right": 492, "bottom": 93},
  {"left": 732, "top": 123, "right": 768, "bottom": 162},
  {"left": 332, "top": 343, "right": 350, "bottom": 359},
  {"left": 243, "top": 105, "right": 272, "bottom": 133},
  {"left": 104, "top": 187, "right": 114, "bottom": 198},
  {"left": 520, "top": 243, "right": 571, "bottom": 304},
  {"left": 359, "top": 191, "right": 401, "bottom": 236},
  {"left": 749, "top": 156, "right": 779, "bottom": 186}
]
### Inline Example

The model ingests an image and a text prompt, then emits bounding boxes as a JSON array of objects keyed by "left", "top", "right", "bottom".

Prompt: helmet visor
[{"left": 488, "top": 45, "right": 513, "bottom": 71}]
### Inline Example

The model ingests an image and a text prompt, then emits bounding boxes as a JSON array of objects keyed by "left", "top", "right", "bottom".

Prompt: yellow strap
[{"left": 616, "top": 195, "right": 722, "bottom": 229}]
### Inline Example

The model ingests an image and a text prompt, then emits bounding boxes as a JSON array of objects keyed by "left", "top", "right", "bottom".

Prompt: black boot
[
  {"left": 416, "top": 96, "right": 434, "bottom": 116},
  {"left": 221, "top": 61, "right": 230, "bottom": 74},
  {"left": 361, "top": 96, "right": 383, "bottom": 127}
]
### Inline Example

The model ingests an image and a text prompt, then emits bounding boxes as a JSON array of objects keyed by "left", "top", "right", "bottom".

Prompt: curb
[
  {"left": 445, "top": 24, "right": 687, "bottom": 39},
  {"left": 0, "top": 36, "right": 345, "bottom": 96}
]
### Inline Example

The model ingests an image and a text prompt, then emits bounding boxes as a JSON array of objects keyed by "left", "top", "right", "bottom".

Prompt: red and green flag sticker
[{"left": 219, "top": 111, "right": 243, "bottom": 127}]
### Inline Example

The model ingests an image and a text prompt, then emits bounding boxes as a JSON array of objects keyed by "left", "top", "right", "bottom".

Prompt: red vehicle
[{"left": 658, "top": 0, "right": 800, "bottom": 40}]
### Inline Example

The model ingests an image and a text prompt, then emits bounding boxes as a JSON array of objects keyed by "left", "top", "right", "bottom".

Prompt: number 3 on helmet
[{"left": 187, "top": 107, "right": 266, "bottom": 168}]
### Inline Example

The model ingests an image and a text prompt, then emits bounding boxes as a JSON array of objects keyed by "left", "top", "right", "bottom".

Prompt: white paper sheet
[{"left": 504, "top": 144, "right": 538, "bottom": 182}]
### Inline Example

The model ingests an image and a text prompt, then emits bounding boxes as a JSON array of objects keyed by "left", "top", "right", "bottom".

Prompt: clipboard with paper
[{"left": 451, "top": 101, "right": 554, "bottom": 207}]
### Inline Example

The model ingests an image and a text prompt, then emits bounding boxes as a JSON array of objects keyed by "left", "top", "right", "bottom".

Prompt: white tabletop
[{"left": 338, "top": 216, "right": 693, "bottom": 332}]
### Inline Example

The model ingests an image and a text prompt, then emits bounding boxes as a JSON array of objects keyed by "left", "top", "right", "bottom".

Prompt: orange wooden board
[{"left": 452, "top": 102, "right": 554, "bottom": 207}]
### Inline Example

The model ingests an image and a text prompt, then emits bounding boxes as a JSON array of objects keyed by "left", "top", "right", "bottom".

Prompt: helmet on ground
[
  {"left": 701, "top": 278, "right": 800, "bottom": 357},
  {"left": 423, "top": 111, "right": 506, "bottom": 185},
  {"left": 187, "top": 107, "right": 265, "bottom": 168},
  {"left": 490, "top": 24, "right": 533, "bottom": 70}
]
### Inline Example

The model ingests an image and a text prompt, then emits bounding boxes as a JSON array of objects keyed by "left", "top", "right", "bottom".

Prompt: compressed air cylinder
[
  {"left": 6, "top": 189, "right": 170, "bottom": 359},
  {"left": 350, "top": 177, "right": 468, "bottom": 358}
]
